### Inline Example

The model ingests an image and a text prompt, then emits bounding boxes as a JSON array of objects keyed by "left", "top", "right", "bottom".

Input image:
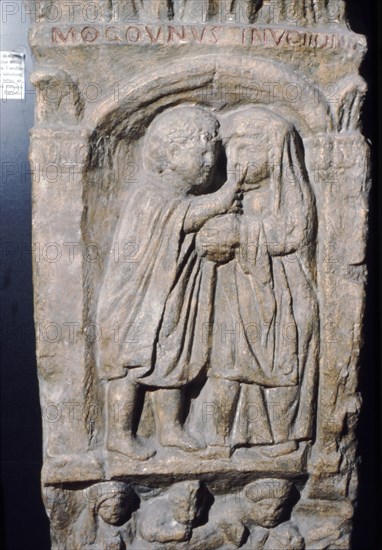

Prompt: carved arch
[{"left": 88, "top": 54, "right": 333, "bottom": 143}]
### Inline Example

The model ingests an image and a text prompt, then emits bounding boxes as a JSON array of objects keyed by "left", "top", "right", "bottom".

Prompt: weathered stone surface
[{"left": 29, "top": 1, "right": 369, "bottom": 547}]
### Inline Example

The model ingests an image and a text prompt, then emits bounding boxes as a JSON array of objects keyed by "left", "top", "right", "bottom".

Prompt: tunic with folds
[{"left": 96, "top": 178, "right": 216, "bottom": 388}]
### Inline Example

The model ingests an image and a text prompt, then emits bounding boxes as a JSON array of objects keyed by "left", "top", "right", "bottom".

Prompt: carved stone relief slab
[{"left": 29, "top": 1, "right": 369, "bottom": 548}]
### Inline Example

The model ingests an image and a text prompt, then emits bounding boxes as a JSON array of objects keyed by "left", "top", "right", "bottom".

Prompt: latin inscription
[{"left": 50, "top": 24, "right": 362, "bottom": 52}]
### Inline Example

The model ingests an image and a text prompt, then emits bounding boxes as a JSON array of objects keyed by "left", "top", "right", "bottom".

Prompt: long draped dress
[{"left": 190, "top": 115, "right": 319, "bottom": 448}]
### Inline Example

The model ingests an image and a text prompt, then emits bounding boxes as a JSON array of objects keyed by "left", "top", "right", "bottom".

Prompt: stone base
[{"left": 42, "top": 442, "right": 309, "bottom": 485}]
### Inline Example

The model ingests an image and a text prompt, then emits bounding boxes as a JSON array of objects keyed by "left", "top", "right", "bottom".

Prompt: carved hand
[
  {"left": 216, "top": 168, "right": 247, "bottom": 215},
  {"left": 195, "top": 214, "right": 240, "bottom": 263}
]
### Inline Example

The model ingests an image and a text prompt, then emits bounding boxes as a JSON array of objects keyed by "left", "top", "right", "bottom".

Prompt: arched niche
[{"left": 80, "top": 54, "right": 333, "bottom": 414}]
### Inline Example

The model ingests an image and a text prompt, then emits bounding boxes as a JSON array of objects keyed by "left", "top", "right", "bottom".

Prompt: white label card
[{"left": 0, "top": 51, "right": 26, "bottom": 101}]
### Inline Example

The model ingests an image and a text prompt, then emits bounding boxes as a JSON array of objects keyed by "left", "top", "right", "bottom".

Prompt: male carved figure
[{"left": 96, "top": 105, "right": 243, "bottom": 460}]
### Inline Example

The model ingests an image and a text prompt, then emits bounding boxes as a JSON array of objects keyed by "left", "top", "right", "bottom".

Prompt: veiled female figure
[{"left": 190, "top": 107, "right": 319, "bottom": 455}]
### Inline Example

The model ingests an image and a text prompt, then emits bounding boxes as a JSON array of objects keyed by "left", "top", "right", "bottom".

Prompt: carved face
[
  {"left": 227, "top": 137, "right": 270, "bottom": 187},
  {"left": 250, "top": 498, "right": 285, "bottom": 528},
  {"left": 97, "top": 494, "right": 130, "bottom": 526},
  {"left": 144, "top": 106, "right": 220, "bottom": 193},
  {"left": 170, "top": 134, "right": 220, "bottom": 193},
  {"left": 242, "top": 479, "right": 292, "bottom": 528}
]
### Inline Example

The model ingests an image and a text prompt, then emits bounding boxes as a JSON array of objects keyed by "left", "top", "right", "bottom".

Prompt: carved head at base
[
  {"left": 241, "top": 478, "right": 293, "bottom": 529},
  {"left": 94, "top": 482, "right": 138, "bottom": 526}
]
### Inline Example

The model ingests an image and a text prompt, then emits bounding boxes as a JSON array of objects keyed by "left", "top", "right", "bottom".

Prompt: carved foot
[
  {"left": 196, "top": 445, "right": 232, "bottom": 460},
  {"left": 160, "top": 429, "right": 205, "bottom": 452},
  {"left": 108, "top": 435, "right": 156, "bottom": 461},
  {"left": 258, "top": 441, "right": 298, "bottom": 458}
]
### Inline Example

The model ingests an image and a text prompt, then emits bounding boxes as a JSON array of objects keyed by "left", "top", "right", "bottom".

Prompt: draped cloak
[{"left": 96, "top": 178, "right": 216, "bottom": 388}]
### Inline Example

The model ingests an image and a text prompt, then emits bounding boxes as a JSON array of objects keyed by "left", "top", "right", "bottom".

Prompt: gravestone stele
[{"left": 28, "top": 1, "right": 370, "bottom": 548}]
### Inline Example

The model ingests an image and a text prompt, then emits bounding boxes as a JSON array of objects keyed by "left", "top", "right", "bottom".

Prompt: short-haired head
[{"left": 144, "top": 105, "right": 220, "bottom": 193}]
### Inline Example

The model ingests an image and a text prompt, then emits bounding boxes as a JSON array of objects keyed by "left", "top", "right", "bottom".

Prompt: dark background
[{"left": 0, "top": 1, "right": 380, "bottom": 549}]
